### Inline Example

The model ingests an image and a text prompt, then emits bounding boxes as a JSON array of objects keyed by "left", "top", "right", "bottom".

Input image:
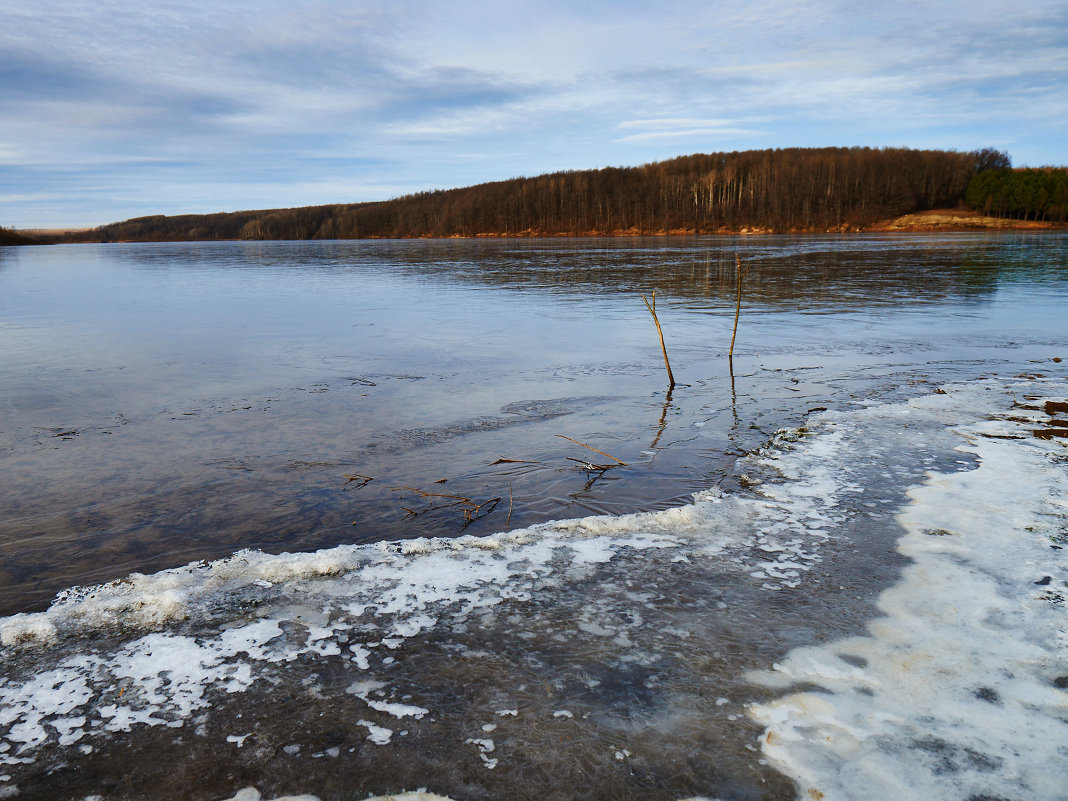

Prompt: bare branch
[
  {"left": 554, "top": 434, "right": 627, "bottom": 465},
  {"left": 642, "top": 291, "right": 676, "bottom": 389}
]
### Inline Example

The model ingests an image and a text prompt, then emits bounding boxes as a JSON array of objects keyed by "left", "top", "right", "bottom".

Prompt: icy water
[{"left": 0, "top": 234, "right": 1066, "bottom": 801}]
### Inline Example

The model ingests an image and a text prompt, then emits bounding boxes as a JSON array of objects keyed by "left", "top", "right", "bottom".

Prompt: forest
[
  {"left": 965, "top": 167, "right": 1068, "bottom": 222},
  {"left": 23, "top": 146, "right": 1059, "bottom": 243},
  {"left": 0, "top": 226, "right": 37, "bottom": 245}
]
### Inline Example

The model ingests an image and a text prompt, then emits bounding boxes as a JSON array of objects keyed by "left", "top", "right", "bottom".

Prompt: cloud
[
  {"left": 2, "top": 0, "right": 1066, "bottom": 226},
  {"left": 615, "top": 119, "right": 762, "bottom": 144}
]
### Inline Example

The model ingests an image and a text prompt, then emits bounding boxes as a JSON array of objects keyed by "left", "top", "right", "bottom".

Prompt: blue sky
[{"left": 2, "top": 0, "right": 1066, "bottom": 228}]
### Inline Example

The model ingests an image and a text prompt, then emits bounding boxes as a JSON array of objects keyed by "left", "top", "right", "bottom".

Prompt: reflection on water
[{"left": 102, "top": 232, "right": 1068, "bottom": 307}]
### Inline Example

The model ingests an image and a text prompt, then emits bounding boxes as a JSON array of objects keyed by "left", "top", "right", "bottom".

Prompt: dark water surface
[{"left": 0, "top": 234, "right": 1066, "bottom": 801}]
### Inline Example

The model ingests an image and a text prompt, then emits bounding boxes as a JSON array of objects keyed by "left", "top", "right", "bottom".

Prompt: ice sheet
[
  {"left": 749, "top": 378, "right": 1068, "bottom": 801},
  {"left": 3, "top": 376, "right": 1064, "bottom": 800}
]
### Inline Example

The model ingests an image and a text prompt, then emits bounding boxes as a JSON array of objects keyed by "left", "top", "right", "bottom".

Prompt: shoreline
[{"left": 12, "top": 210, "right": 1068, "bottom": 245}]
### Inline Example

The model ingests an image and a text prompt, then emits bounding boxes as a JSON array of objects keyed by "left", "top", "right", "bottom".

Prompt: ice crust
[
  {"left": 750, "top": 378, "right": 1068, "bottom": 801},
  {"left": 0, "top": 394, "right": 852, "bottom": 767},
  {"left": 2, "top": 376, "right": 1064, "bottom": 800},
  {"left": 220, "top": 791, "right": 454, "bottom": 801}
]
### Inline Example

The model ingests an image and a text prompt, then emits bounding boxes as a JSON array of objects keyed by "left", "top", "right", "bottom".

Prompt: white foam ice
[
  {"left": 465, "top": 737, "right": 497, "bottom": 769},
  {"left": 749, "top": 378, "right": 1068, "bottom": 801},
  {"left": 220, "top": 790, "right": 455, "bottom": 801},
  {"left": 0, "top": 478, "right": 824, "bottom": 763},
  {"left": 347, "top": 680, "right": 428, "bottom": 720},
  {"left": 357, "top": 720, "right": 393, "bottom": 746}
]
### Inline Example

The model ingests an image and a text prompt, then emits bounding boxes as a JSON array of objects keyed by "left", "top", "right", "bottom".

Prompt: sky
[{"left": 2, "top": 0, "right": 1066, "bottom": 229}]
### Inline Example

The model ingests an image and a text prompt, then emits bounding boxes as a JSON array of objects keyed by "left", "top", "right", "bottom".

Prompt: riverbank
[
  {"left": 14, "top": 212, "right": 1067, "bottom": 245},
  {"left": 870, "top": 208, "right": 1068, "bottom": 232}
]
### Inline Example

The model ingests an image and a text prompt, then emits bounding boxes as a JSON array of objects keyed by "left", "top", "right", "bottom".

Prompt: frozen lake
[{"left": 0, "top": 234, "right": 1066, "bottom": 800}]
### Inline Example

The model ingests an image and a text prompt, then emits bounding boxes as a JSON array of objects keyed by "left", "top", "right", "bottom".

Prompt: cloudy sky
[{"left": 2, "top": 0, "right": 1066, "bottom": 228}]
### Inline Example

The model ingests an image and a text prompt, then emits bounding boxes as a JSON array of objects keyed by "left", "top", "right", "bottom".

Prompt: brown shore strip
[
  {"left": 380, "top": 209, "right": 1068, "bottom": 237},
  {"left": 448, "top": 213, "right": 1068, "bottom": 237},
  {"left": 867, "top": 209, "right": 1068, "bottom": 232},
  {"left": 8, "top": 211, "right": 1067, "bottom": 245}
]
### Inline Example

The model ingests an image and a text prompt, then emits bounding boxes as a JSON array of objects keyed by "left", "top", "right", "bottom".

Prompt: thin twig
[
  {"left": 729, "top": 255, "right": 746, "bottom": 363},
  {"left": 554, "top": 434, "right": 627, "bottom": 465},
  {"left": 490, "top": 458, "right": 542, "bottom": 466},
  {"left": 392, "top": 486, "right": 471, "bottom": 502},
  {"left": 506, "top": 483, "right": 513, "bottom": 528},
  {"left": 642, "top": 291, "right": 676, "bottom": 389},
  {"left": 461, "top": 497, "right": 500, "bottom": 527},
  {"left": 566, "top": 456, "right": 619, "bottom": 472},
  {"left": 343, "top": 473, "right": 374, "bottom": 488},
  {"left": 392, "top": 486, "right": 501, "bottom": 527}
]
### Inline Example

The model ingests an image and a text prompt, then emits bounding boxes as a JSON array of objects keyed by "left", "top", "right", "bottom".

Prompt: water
[{"left": 0, "top": 234, "right": 1066, "bottom": 800}]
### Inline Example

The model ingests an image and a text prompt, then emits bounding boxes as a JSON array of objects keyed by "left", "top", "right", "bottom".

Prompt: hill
[
  {"left": 48, "top": 147, "right": 1026, "bottom": 242},
  {"left": 0, "top": 226, "right": 37, "bottom": 246}
]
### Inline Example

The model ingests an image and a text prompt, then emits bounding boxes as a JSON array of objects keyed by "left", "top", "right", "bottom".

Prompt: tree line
[
  {"left": 41, "top": 146, "right": 1022, "bottom": 242},
  {"left": 965, "top": 167, "right": 1068, "bottom": 222},
  {"left": 0, "top": 226, "right": 37, "bottom": 245}
]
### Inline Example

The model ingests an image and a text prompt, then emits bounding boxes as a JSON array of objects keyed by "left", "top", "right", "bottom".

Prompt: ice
[
  {"left": 749, "top": 378, "right": 1068, "bottom": 801},
  {"left": 4, "top": 375, "right": 1063, "bottom": 798},
  {"left": 358, "top": 720, "right": 393, "bottom": 745},
  {"left": 0, "top": 387, "right": 900, "bottom": 767},
  {"left": 218, "top": 790, "right": 324, "bottom": 801},
  {"left": 347, "top": 681, "right": 428, "bottom": 720},
  {"left": 465, "top": 737, "right": 497, "bottom": 769}
]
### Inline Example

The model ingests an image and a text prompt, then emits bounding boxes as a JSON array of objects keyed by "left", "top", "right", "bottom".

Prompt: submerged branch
[
  {"left": 392, "top": 485, "right": 501, "bottom": 527},
  {"left": 566, "top": 456, "right": 620, "bottom": 471},
  {"left": 343, "top": 473, "right": 374, "bottom": 488},
  {"left": 554, "top": 434, "right": 627, "bottom": 466}
]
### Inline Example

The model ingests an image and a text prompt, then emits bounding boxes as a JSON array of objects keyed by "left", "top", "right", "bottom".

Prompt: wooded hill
[
  {"left": 51, "top": 147, "right": 1019, "bottom": 242},
  {"left": 0, "top": 226, "right": 37, "bottom": 245},
  {"left": 965, "top": 167, "right": 1068, "bottom": 222}
]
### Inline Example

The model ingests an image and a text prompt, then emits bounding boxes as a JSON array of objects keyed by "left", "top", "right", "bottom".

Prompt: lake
[{"left": 1, "top": 234, "right": 1066, "bottom": 801}]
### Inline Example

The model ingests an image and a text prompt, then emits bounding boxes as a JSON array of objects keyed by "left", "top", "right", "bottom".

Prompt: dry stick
[
  {"left": 393, "top": 486, "right": 472, "bottom": 503},
  {"left": 566, "top": 456, "right": 617, "bottom": 471},
  {"left": 554, "top": 434, "right": 627, "bottom": 465},
  {"left": 506, "top": 483, "right": 513, "bottom": 529},
  {"left": 392, "top": 486, "right": 500, "bottom": 525},
  {"left": 642, "top": 291, "right": 676, "bottom": 389},
  {"left": 461, "top": 497, "right": 499, "bottom": 525},
  {"left": 343, "top": 473, "right": 373, "bottom": 488},
  {"left": 728, "top": 255, "right": 744, "bottom": 364}
]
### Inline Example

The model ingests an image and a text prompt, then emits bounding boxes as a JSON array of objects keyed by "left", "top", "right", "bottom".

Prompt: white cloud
[
  {"left": 614, "top": 119, "right": 762, "bottom": 144},
  {"left": 2, "top": 0, "right": 1066, "bottom": 226},
  {"left": 615, "top": 128, "right": 762, "bottom": 144}
]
